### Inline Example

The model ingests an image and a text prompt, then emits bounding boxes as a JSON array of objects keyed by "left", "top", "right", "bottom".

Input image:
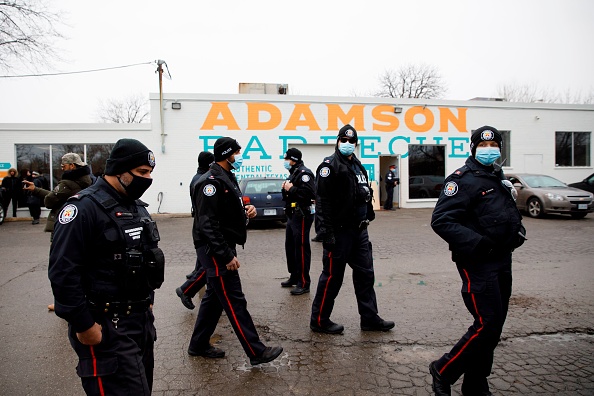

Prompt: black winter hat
[
  {"left": 470, "top": 125, "right": 503, "bottom": 156},
  {"left": 284, "top": 148, "right": 302, "bottom": 162},
  {"left": 198, "top": 151, "right": 215, "bottom": 170},
  {"left": 337, "top": 124, "right": 358, "bottom": 143},
  {"left": 105, "top": 138, "right": 155, "bottom": 175},
  {"left": 214, "top": 137, "right": 241, "bottom": 162}
]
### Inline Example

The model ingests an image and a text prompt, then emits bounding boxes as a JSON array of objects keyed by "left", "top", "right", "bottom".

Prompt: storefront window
[
  {"left": 556, "top": 131, "right": 591, "bottom": 166},
  {"left": 408, "top": 145, "right": 445, "bottom": 199},
  {"left": 15, "top": 144, "right": 114, "bottom": 196}
]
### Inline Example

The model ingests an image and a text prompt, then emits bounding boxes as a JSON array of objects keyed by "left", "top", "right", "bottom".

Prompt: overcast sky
[{"left": 1, "top": 0, "right": 593, "bottom": 123}]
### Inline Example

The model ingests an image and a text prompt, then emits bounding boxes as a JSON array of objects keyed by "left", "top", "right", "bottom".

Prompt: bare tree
[
  {"left": 0, "top": 0, "right": 65, "bottom": 72},
  {"left": 375, "top": 63, "right": 447, "bottom": 99},
  {"left": 96, "top": 94, "right": 150, "bottom": 123},
  {"left": 497, "top": 82, "right": 594, "bottom": 104}
]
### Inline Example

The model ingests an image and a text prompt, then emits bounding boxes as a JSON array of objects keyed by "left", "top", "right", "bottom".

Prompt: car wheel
[
  {"left": 570, "top": 212, "right": 587, "bottom": 219},
  {"left": 527, "top": 197, "right": 544, "bottom": 218}
]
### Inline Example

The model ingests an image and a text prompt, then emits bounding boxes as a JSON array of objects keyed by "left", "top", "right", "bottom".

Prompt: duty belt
[{"left": 88, "top": 298, "right": 151, "bottom": 316}]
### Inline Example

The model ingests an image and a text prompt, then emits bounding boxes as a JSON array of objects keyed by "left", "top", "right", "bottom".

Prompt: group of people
[
  {"left": 1, "top": 167, "right": 46, "bottom": 224},
  {"left": 44, "top": 124, "right": 525, "bottom": 396}
]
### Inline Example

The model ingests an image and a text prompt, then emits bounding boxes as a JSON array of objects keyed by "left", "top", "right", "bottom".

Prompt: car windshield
[
  {"left": 522, "top": 175, "right": 567, "bottom": 188},
  {"left": 243, "top": 180, "right": 284, "bottom": 194}
]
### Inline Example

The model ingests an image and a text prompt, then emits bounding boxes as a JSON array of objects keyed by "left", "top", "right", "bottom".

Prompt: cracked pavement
[{"left": 0, "top": 208, "right": 593, "bottom": 395}]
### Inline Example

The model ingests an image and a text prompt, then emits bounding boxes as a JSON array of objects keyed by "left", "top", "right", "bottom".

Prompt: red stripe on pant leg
[
  {"left": 219, "top": 276, "right": 256, "bottom": 356},
  {"left": 183, "top": 271, "right": 205, "bottom": 294},
  {"left": 317, "top": 252, "right": 332, "bottom": 326},
  {"left": 439, "top": 268, "right": 485, "bottom": 375},
  {"left": 89, "top": 345, "right": 105, "bottom": 396},
  {"left": 300, "top": 217, "right": 305, "bottom": 286}
]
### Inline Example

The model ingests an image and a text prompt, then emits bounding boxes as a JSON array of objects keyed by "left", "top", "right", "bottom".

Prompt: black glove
[
  {"left": 512, "top": 224, "right": 527, "bottom": 250},
  {"left": 474, "top": 236, "right": 495, "bottom": 256}
]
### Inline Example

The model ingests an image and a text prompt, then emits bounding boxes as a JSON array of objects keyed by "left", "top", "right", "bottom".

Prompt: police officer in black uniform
[
  {"left": 49, "top": 138, "right": 164, "bottom": 396},
  {"left": 429, "top": 126, "right": 526, "bottom": 396},
  {"left": 188, "top": 137, "right": 283, "bottom": 365},
  {"left": 281, "top": 148, "right": 316, "bottom": 295},
  {"left": 175, "top": 151, "right": 215, "bottom": 310},
  {"left": 383, "top": 164, "right": 399, "bottom": 210},
  {"left": 310, "top": 125, "right": 395, "bottom": 334}
]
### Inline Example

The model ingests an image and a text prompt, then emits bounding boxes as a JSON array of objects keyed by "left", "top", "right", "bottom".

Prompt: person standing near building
[
  {"left": 310, "top": 124, "right": 395, "bottom": 334},
  {"left": 429, "top": 126, "right": 526, "bottom": 396},
  {"left": 175, "top": 151, "right": 215, "bottom": 310},
  {"left": 48, "top": 138, "right": 164, "bottom": 395},
  {"left": 280, "top": 148, "right": 315, "bottom": 295},
  {"left": 1, "top": 168, "right": 21, "bottom": 218},
  {"left": 26, "top": 171, "right": 44, "bottom": 224},
  {"left": 383, "top": 164, "right": 399, "bottom": 210},
  {"left": 23, "top": 153, "right": 93, "bottom": 311},
  {"left": 188, "top": 137, "right": 283, "bottom": 365}
]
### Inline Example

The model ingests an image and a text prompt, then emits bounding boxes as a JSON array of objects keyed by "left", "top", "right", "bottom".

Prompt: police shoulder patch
[
  {"left": 319, "top": 167, "right": 330, "bottom": 178},
  {"left": 301, "top": 174, "right": 311, "bottom": 182},
  {"left": 444, "top": 181, "right": 459, "bottom": 196},
  {"left": 58, "top": 204, "right": 78, "bottom": 224},
  {"left": 203, "top": 184, "right": 216, "bottom": 196}
]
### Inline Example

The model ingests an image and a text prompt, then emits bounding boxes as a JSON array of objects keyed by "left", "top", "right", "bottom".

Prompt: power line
[{"left": 0, "top": 61, "right": 155, "bottom": 78}]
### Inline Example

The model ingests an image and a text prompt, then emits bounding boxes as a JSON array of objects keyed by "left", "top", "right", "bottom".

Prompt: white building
[{"left": 1, "top": 93, "right": 592, "bottom": 216}]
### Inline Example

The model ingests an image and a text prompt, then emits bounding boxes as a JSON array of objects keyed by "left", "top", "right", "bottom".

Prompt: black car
[
  {"left": 568, "top": 173, "right": 594, "bottom": 194},
  {"left": 239, "top": 177, "right": 286, "bottom": 222}
]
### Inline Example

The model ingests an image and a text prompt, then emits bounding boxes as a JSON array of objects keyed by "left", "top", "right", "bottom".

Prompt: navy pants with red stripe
[
  {"left": 189, "top": 246, "right": 266, "bottom": 358},
  {"left": 178, "top": 249, "right": 207, "bottom": 298},
  {"left": 69, "top": 311, "right": 156, "bottom": 396},
  {"left": 311, "top": 228, "right": 381, "bottom": 327},
  {"left": 285, "top": 212, "right": 314, "bottom": 288},
  {"left": 435, "top": 255, "right": 512, "bottom": 389}
]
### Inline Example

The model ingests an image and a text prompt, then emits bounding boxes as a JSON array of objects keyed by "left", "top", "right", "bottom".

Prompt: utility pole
[{"left": 156, "top": 59, "right": 167, "bottom": 154}]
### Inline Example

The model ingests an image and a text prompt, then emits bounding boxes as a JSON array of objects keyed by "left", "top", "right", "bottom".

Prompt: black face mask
[{"left": 118, "top": 171, "right": 153, "bottom": 200}]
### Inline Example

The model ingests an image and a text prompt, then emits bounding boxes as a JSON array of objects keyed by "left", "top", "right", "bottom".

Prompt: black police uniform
[
  {"left": 177, "top": 167, "right": 209, "bottom": 299},
  {"left": 49, "top": 177, "right": 164, "bottom": 396},
  {"left": 188, "top": 163, "right": 267, "bottom": 359},
  {"left": 431, "top": 156, "right": 525, "bottom": 393},
  {"left": 282, "top": 161, "right": 315, "bottom": 289},
  {"left": 311, "top": 148, "right": 383, "bottom": 328},
  {"left": 383, "top": 169, "right": 398, "bottom": 210}
]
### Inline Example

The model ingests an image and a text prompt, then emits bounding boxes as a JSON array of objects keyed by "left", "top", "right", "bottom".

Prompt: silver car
[{"left": 506, "top": 173, "right": 594, "bottom": 219}]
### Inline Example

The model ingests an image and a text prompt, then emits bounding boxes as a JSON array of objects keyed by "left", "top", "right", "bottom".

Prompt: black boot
[{"left": 429, "top": 361, "right": 451, "bottom": 396}]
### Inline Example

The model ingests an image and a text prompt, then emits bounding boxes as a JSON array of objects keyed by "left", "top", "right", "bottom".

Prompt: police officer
[
  {"left": 175, "top": 151, "right": 215, "bottom": 310},
  {"left": 49, "top": 138, "right": 164, "bottom": 395},
  {"left": 310, "top": 125, "right": 395, "bottom": 334},
  {"left": 383, "top": 164, "right": 399, "bottom": 210},
  {"left": 281, "top": 148, "right": 316, "bottom": 295},
  {"left": 188, "top": 137, "right": 283, "bottom": 365},
  {"left": 429, "top": 126, "right": 526, "bottom": 396}
]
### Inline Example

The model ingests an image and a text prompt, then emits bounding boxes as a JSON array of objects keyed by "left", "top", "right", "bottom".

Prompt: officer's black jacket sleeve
[
  {"left": 316, "top": 162, "right": 336, "bottom": 236},
  {"left": 430, "top": 177, "right": 484, "bottom": 257},
  {"left": 288, "top": 169, "right": 315, "bottom": 206},
  {"left": 194, "top": 179, "right": 235, "bottom": 265},
  {"left": 48, "top": 200, "right": 97, "bottom": 333}
]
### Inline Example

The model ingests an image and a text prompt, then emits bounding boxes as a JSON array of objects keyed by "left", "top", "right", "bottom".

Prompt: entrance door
[{"left": 379, "top": 155, "right": 399, "bottom": 208}]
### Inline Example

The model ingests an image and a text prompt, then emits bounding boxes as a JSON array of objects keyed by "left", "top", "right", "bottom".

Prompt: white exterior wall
[{"left": 1, "top": 93, "right": 593, "bottom": 215}]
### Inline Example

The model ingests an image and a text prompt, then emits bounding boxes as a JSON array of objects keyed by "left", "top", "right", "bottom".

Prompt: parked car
[
  {"left": 239, "top": 177, "right": 286, "bottom": 222},
  {"left": 568, "top": 172, "right": 594, "bottom": 194},
  {"left": 409, "top": 175, "right": 444, "bottom": 198},
  {"left": 506, "top": 173, "right": 594, "bottom": 219}
]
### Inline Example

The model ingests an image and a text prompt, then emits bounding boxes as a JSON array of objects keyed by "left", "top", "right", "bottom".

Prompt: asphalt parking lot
[{"left": 0, "top": 209, "right": 593, "bottom": 395}]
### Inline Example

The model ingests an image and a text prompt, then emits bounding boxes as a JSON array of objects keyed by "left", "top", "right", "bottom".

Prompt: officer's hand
[
  {"left": 283, "top": 181, "right": 293, "bottom": 191},
  {"left": 226, "top": 257, "right": 241, "bottom": 271},
  {"left": 322, "top": 233, "right": 336, "bottom": 251},
  {"left": 245, "top": 204, "right": 257, "bottom": 219},
  {"left": 77, "top": 323, "right": 102, "bottom": 346}
]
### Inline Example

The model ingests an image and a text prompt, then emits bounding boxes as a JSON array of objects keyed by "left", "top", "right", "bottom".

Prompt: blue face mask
[
  {"left": 228, "top": 153, "right": 243, "bottom": 170},
  {"left": 339, "top": 142, "right": 356, "bottom": 156},
  {"left": 283, "top": 160, "right": 292, "bottom": 170},
  {"left": 475, "top": 147, "right": 501, "bottom": 166}
]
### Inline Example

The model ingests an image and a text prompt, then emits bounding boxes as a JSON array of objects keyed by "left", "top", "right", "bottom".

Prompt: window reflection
[{"left": 408, "top": 145, "right": 445, "bottom": 199}]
